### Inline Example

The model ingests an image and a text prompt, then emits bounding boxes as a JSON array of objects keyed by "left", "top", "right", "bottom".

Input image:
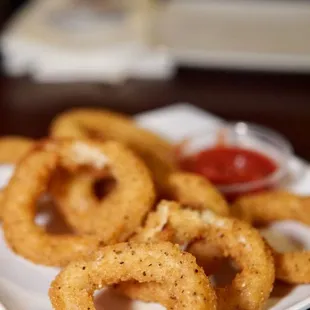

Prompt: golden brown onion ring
[
  {"left": 231, "top": 191, "right": 310, "bottom": 226},
  {"left": 122, "top": 201, "right": 275, "bottom": 310},
  {"left": 166, "top": 172, "right": 229, "bottom": 216},
  {"left": 2, "top": 139, "right": 154, "bottom": 266},
  {"left": 155, "top": 172, "right": 229, "bottom": 275},
  {"left": 49, "top": 242, "right": 217, "bottom": 310},
  {"left": 50, "top": 108, "right": 176, "bottom": 192},
  {"left": 49, "top": 140, "right": 155, "bottom": 240},
  {"left": 0, "top": 136, "right": 34, "bottom": 219},
  {"left": 232, "top": 191, "right": 310, "bottom": 283},
  {"left": 0, "top": 190, "right": 7, "bottom": 220},
  {"left": 273, "top": 251, "right": 310, "bottom": 284},
  {"left": 0, "top": 136, "right": 33, "bottom": 163}
]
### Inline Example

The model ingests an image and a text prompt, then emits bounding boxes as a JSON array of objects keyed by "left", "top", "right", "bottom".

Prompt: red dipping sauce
[{"left": 180, "top": 146, "right": 278, "bottom": 198}]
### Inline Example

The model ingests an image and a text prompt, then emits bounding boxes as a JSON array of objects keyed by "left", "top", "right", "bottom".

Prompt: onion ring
[
  {"left": 0, "top": 136, "right": 33, "bottom": 163},
  {"left": 0, "top": 136, "right": 33, "bottom": 220},
  {"left": 164, "top": 172, "right": 229, "bottom": 274},
  {"left": 49, "top": 140, "right": 155, "bottom": 240},
  {"left": 166, "top": 172, "right": 229, "bottom": 216},
  {"left": 50, "top": 108, "right": 176, "bottom": 192},
  {"left": 232, "top": 191, "right": 310, "bottom": 283},
  {"left": 231, "top": 191, "right": 310, "bottom": 226},
  {"left": 2, "top": 139, "right": 154, "bottom": 266},
  {"left": 49, "top": 242, "right": 217, "bottom": 310},
  {"left": 273, "top": 251, "right": 310, "bottom": 284},
  {"left": 122, "top": 200, "right": 275, "bottom": 310},
  {"left": 0, "top": 191, "right": 7, "bottom": 220}
]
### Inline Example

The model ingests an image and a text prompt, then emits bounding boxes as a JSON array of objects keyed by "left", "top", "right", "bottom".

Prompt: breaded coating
[
  {"left": 232, "top": 191, "right": 310, "bottom": 284},
  {"left": 167, "top": 172, "right": 229, "bottom": 216},
  {"left": 49, "top": 242, "right": 217, "bottom": 310},
  {"left": 121, "top": 201, "right": 275, "bottom": 310},
  {"left": 2, "top": 139, "right": 154, "bottom": 266},
  {"left": 50, "top": 108, "right": 176, "bottom": 192}
]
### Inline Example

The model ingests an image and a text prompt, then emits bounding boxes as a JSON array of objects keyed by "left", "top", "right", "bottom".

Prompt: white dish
[{"left": 0, "top": 103, "right": 309, "bottom": 310}]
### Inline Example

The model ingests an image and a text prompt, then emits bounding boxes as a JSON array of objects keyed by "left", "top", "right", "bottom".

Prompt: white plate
[{"left": 0, "top": 103, "right": 309, "bottom": 310}]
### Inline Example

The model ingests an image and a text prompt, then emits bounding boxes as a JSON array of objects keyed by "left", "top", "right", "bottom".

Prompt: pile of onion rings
[
  {"left": 2, "top": 108, "right": 309, "bottom": 310},
  {"left": 232, "top": 191, "right": 310, "bottom": 284}
]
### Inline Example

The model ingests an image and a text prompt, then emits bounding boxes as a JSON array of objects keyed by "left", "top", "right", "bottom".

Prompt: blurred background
[{"left": 0, "top": 0, "right": 310, "bottom": 159}]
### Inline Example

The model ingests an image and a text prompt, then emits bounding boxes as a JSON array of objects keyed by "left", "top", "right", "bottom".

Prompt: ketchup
[{"left": 180, "top": 146, "right": 277, "bottom": 187}]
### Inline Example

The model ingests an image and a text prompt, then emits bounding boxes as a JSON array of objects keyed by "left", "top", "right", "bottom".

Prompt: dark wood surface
[{"left": 1, "top": 68, "right": 310, "bottom": 160}]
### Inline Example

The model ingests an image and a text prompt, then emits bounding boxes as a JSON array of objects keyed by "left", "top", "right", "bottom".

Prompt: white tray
[{"left": 0, "top": 103, "right": 309, "bottom": 310}]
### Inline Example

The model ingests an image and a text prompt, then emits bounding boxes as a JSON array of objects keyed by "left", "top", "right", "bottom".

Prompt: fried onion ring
[
  {"left": 166, "top": 172, "right": 229, "bottom": 216},
  {"left": 0, "top": 136, "right": 33, "bottom": 163},
  {"left": 231, "top": 191, "right": 310, "bottom": 226},
  {"left": 0, "top": 136, "right": 34, "bottom": 220},
  {"left": 0, "top": 190, "right": 8, "bottom": 220},
  {"left": 49, "top": 242, "right": 217, "bottom": 310},
  {"left": 2, "top": 139, "right": 154, "bottom": 266},
  {"left": 232, "top": 191, "right": 310, "bottom": 283},
  {"left": 122, "top": 201, "right": 275, "bottom": 310},
  {"left": 273, "top": 251, "right": 310, "bottom": 284},
  {"left": 50, "top": 108, "right": 176, "bottom": 191},
  {"left": 163, "top": 172, "right": 229, "bottom": 274},
  {"left": 49, "top": 141, "right": 155, "bottom": 240}
]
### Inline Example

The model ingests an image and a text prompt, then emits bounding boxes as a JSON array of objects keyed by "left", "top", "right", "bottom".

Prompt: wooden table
[{"left": 1, "top": 68, "right": 310, "bottom": 160}]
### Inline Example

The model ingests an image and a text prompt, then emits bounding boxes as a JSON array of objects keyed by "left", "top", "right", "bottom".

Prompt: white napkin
[
  {"left": 1, "top": 0, "right": 176, "bottom": 83},
  {"left": 31, "top": 46, "right": 175, "bottom": 83}
]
